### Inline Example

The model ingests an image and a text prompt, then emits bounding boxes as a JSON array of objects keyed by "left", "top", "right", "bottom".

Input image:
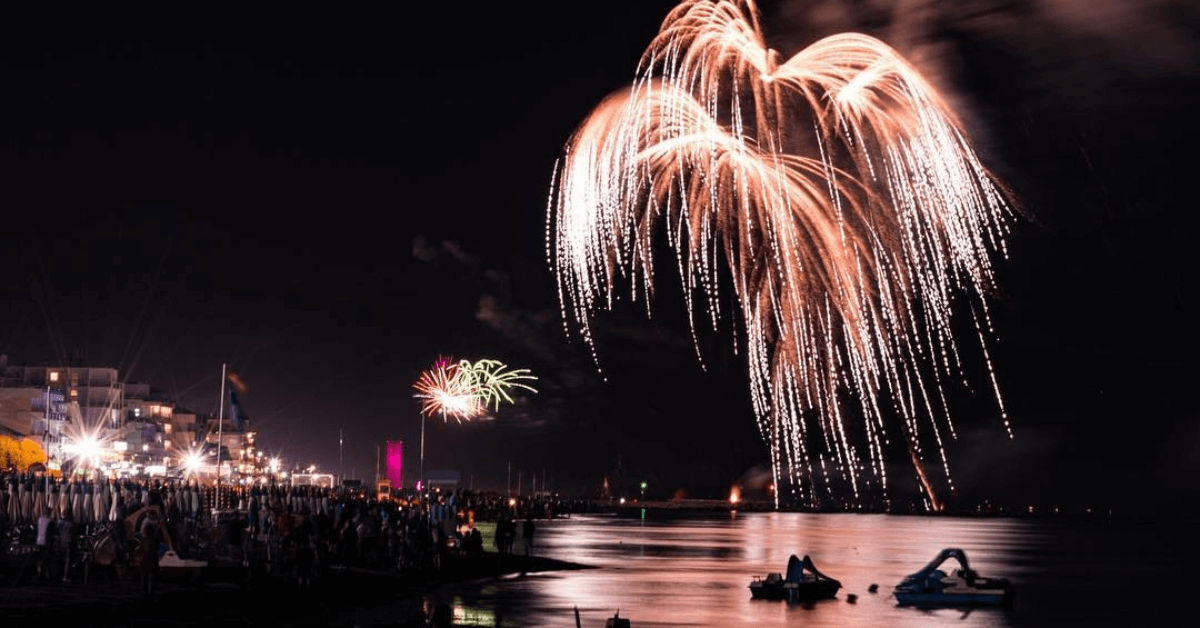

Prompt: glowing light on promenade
[
  {"left": 548, "top": 0, "right": 1017, "bottom": 508},
  {"left": 184, "top": 449, "right": 204, "bottom": 475},
  {"left": 61, "top": 414, "right": 115, "bottom": 472}
]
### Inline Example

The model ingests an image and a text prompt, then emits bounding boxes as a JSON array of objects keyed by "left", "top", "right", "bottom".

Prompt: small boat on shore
[
  {"left": 749, "top": 554, "right": 842, "bottom": 601},
  {"left": 893, "top": 548, "right": 1015, "bottom": 607},
  {"left": 158, "top": 550, "right": 208, "bottom": 579},
  {"left": 574, "top": 607, "right": 630, "bottom": 628},
  {"left": 603, "top": 611, "right": 631, "bottom": 628}
]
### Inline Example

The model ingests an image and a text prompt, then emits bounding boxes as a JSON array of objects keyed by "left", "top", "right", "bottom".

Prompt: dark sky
[{"left": 1, "top": 1, "right": 1197, "bottom": 514}]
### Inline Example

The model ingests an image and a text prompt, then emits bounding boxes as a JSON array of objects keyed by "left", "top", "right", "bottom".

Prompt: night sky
[{"left": 2, "top": 1, "right": 1197, "bottom": 515}]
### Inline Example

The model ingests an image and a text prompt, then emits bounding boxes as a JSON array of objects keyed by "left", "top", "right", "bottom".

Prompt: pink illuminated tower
[{"left": 385, "top": 440, "right": 404, "bottom": 489}]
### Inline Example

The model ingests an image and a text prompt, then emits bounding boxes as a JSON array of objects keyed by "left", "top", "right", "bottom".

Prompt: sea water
[{"left": 425, "top": 511, "right": 1192, "bottom": 627}]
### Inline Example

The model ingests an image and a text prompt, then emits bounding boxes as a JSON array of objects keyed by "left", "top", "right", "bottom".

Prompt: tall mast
[{"left": 216, "top": 363, "right": 226, "bottom": 513}]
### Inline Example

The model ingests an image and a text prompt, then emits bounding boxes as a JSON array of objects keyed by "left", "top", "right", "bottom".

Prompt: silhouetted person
[
  {"left": 295, "top": 525, "right": 315, "bottom": 590},
  {"left": 522, "top": 519, "right": 535, "bottom": 556},
  {"left": 469, "top": 526, "right": 483, "bottom": 557},
  {"left": 139, "top": 508, "right": 163, "bottom": 595}
]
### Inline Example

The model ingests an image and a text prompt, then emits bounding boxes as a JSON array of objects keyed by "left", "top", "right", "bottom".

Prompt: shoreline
[{"left": 0, "top": 551, "right": 592, "bottom": 626}]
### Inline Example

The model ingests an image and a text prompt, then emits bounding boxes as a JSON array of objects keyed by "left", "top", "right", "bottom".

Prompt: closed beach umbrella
[
  {"left": 19, "top": 480, "right": 32, "bottom": 523},
  {"left": 109, "top": 485, "right": 121, "bottom": 522},
  {"left": 57, "top": 484, "right": 69, "bottom": 519},
  {"left": 72, "top": 482, "right": 84, "bottom": 522},
  {"left": 94, "top": 481, "right": 108, "bottom": 523},
  {"left": 33, "top": 483, "right": 45, "bottom": 520},
  {"left": 82, "top": 483, "right": 94, "bottom": 524},
  {"left": 7, "top": 483, "right": 17, "bottom": 522}
]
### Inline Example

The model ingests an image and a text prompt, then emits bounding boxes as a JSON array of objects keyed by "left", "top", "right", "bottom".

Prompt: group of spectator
[{"left": 2, "top": 469, "right": 599, "bottom": 596}]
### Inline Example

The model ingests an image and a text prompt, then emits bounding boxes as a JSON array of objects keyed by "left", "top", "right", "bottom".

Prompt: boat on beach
[
  {"left": 573, "top": 607, "right": 630, "bottom": 628},
  {"left": 158, "top": 550, "right": 208, "bottom": 579},
  {"left": 893, "top": 548, "right": 1015, "bottom": 607},
  {"left": 604, "top": 611, "right": 631, "bottom": 628},
  {"left": 748, "top": 554, "right": 842, "bottom": 601}
]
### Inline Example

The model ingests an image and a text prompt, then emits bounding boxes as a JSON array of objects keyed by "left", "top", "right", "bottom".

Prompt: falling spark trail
[{"left": 548, "top": 0, "right": 1017, "bottom": 509}]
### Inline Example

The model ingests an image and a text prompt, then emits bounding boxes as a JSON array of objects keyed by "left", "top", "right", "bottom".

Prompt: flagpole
[
  {"left": 44, "top": 386, "right": 51, "bottom": 494},
  {"left": 418, "top": 416, "right": 424, "bottom": 496},
  {"left": 216, "top": 363, "right": 226, "bottom": 515}
]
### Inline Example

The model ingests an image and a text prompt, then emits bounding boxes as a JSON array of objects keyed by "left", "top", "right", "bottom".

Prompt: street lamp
[{"left": 184, "top": 451, "right": 203, "bottom": 478}]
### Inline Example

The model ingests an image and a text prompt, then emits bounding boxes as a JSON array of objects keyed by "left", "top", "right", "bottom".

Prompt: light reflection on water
[{"left": 425, "top": 512, "right": 1189, "bottom": 627}]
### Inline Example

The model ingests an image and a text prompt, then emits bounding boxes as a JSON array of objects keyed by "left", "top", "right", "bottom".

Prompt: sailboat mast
[{"left": 216, "top": 363, "right": 226, "bottom": 513}]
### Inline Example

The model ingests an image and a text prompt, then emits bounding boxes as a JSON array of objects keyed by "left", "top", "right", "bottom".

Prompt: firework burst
[
  {"left": 548, "top": 0, "right": 1017, "bottom": 509},
  {"left": 458, "top": 359, "right": 539, "bottom": 413},
  {"left": 412, "top": 357, "right": 538, "bottom": 421},
  {"left": 413, "top": 357, "right": 482, "bottom": 422}
]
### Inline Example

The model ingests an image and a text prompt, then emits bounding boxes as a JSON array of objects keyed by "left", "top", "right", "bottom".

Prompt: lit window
[
  {"left": 70, "top": 389, "right": 78, "bottom": 397},
  {"left": 49, "top": 372, "right": 59, "bottom": 383}
]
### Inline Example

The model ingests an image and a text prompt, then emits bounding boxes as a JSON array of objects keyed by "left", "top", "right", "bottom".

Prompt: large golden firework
[{"left": 548, "top": 0, "right": 1017, "bottom": 509}]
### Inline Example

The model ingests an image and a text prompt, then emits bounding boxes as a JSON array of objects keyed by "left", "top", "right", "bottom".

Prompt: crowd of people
[{"left": 0, "top": 469, "right": 599, "bottom": 596}]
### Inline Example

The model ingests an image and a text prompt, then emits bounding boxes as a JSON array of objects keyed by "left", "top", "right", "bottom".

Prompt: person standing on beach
[
  {"left": 523, "top": 519, "right": 535, "bottom": 556},
  {"left": 35, "top": 510, "right": 52, "bottom": 579},
  {"left": 504, "top": 516, "right": 517, "bottom": 554},
  {"left": 294, "top": 519, "right": 315, "bottom": 590},
  {"left": 56, "top": 511, "right": 74, "bottom": 582},
  {"left": 139, "top": 507, "right": 163, "bottom": 595},
  {"left": 493, "top": 515, "right": 505, "bottom": 554}
]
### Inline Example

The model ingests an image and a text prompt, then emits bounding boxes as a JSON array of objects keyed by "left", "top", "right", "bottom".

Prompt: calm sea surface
[{"left": 425, "top": 511, "right": 1191, "bottom": 627}]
